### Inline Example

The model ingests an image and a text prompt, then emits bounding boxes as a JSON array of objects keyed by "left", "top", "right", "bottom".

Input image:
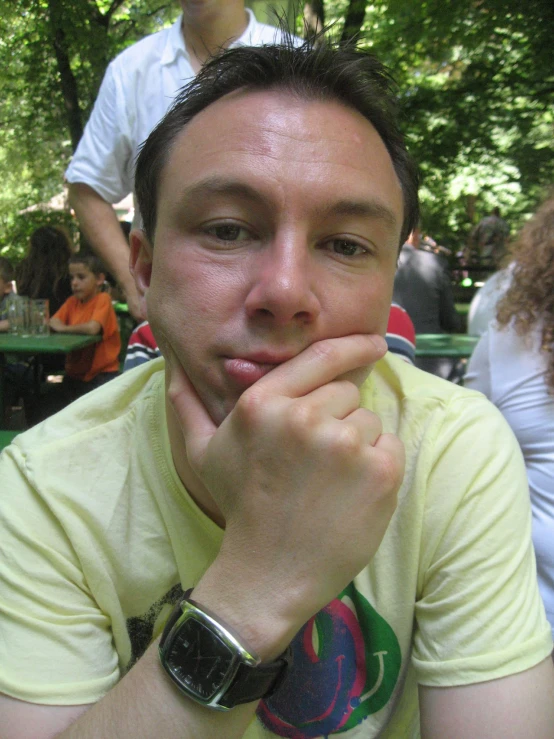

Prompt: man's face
[
  {"left": 140, "top": 90, "right": 404, "bottom": 425},
  {"left": 180, "top": 0, "right": 231, "bottom": 22}
]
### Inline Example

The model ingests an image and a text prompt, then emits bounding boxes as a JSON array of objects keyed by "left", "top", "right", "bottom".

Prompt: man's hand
[{"left": 167, "top": 334, "right": 404, "bottom": 656}]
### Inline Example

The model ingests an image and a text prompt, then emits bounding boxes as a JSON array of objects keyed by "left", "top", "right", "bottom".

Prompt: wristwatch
[{"left": 159, "top": 589, "right": 291, "bottom": 710}]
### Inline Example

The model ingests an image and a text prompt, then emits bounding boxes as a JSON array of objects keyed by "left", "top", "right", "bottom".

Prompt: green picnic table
[
  {"left": 0, "top": 333, "right": 101, "bottom": 429},
  {"left": 415, "top": 333, "right": 479, "bottom": 358}
]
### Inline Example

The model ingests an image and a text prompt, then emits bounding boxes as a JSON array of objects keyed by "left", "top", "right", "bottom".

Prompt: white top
[
  {"left": 465, "top": 323, "right": 554, "bottom": 636},
  {"left": 65, "top": 10, "right": 287, "bottom": 204},
  {"left": 467, "top": 267, "right": 512, "bottom": 336}
]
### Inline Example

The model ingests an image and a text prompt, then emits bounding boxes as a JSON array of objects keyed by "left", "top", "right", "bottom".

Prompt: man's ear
[{"left": 130, "top": 229, "right": 153, "bottom": 301}]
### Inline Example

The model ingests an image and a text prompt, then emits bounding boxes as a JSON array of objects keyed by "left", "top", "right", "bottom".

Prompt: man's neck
[{"left": 182, "top": 3, "right": 249, "bottom": 71}]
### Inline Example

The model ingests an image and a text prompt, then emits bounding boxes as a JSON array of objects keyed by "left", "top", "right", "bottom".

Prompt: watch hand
[{"left": 207, "top": 657, "right": 221, "bottom": 679}]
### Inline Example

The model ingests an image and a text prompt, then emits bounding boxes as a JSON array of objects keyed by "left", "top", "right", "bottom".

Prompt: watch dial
[{"left": 168, "top": 617, "right": 234, "bottom": 700}]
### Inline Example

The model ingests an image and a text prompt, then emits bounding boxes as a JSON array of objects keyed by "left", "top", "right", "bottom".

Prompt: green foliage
[
  {"left": 321, "top": 0, "right": 554, "bottom": 248},
  {"left": 0, "top": 0, "right": 177, "bottom": 263},
  {"left": 0, "top": 0, "right": 552, "bottom": 263},
  {"left": 0, "top": 209, "right": 78, "bottom": 265}
]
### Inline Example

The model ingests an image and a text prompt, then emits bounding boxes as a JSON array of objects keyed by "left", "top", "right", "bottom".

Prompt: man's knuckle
[
  {"left": 310, "top": 339, "right": 340, "bottom": 366},
  {"left": 234, "top": 387, "right": 266, "bottom": 424}
]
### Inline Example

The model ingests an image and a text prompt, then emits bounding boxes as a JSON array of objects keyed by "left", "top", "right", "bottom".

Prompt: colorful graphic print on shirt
[{"left": 257, "top": 583, "right": 401, "bottom": 737}]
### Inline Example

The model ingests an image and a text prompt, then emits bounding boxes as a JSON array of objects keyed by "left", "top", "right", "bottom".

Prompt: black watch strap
[{"left": 220, "top": 647, "right": 291, "bottom": 707}]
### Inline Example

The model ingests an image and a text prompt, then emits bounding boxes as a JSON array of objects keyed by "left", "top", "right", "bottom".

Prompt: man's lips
[{"left": 223, "top": 353, "right": 294, "bottom": 387}]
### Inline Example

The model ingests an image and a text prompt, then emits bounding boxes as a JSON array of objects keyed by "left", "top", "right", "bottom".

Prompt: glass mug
[
  {"left": 30, "top": 298, "right": 50, "bottom": 336},
  {"left": 7, "top": 296, "right": 30, "bottom": 336}
]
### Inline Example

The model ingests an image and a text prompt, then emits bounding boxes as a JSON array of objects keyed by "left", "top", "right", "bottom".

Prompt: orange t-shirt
[{"left": 53, "top": 293, "right": 121, "bottom": 381}]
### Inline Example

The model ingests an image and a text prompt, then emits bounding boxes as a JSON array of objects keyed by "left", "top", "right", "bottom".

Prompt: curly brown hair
[{"left": 496, "top": 192, "right": 554, "bottom": 390}]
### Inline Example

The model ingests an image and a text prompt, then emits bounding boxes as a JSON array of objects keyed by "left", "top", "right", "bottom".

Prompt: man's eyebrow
[
  {"left": 179, "top": 177, "right": 266, "bottom": 206},
  {"left": 178, "top": 177, "right": 398, "bottom": 227},
  {"left": 322, "top": 199, "right": 398, "bottom": 227}
]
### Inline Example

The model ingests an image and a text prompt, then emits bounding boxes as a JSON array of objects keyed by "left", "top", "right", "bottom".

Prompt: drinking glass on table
[
  {"left": 30, "top": 299, "right": 50, "bottom": 336},
  {"left": 8, "top": 296, "right": 30, "bottom": 336}
]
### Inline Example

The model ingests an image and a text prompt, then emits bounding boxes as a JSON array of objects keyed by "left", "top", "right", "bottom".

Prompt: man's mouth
[{"left": 223, "top": 353, "right": 294, "bottom": 387}]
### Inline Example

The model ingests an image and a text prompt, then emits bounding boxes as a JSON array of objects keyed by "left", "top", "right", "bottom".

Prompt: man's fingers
[
  {"left": 166, "top": 349, "right": 216, "bottom": 450},
  {"left": 250, "top": 334, "right": 387, "bottom": 400},
  {"left": 342, "top": 407, "right": 383, "bottom": 446},
  {"left": 297, "top": 380, "right": 361, "bottom": 420},
  {"left": 372, "top": 432, "right": 406, "bottom": 493}
]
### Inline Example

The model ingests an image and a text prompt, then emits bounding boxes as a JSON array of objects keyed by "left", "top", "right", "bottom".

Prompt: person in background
[
  {"left": 0, "top": 256, "right": 18, "bottom": 333},
  {"left": 393, "top": 226, "right": 461, "bottom": 335},
  {"left": 467, "top": 264, "right": 512, "bottom": 336},
  {"left": 49, "top": 254, "right": 120, "bottom": 401},
  {"left": 16, "top": 225, "right": 75, "bottom": 383},
  {"left": 469, "top": 206, "right": 510, "bottom": 268},
  {"left": 66, "top": 0, "right": 290, "bottom": 320},
  {"left": 0, "top": 258, "right": 33, "bottom": 427},
  {"left": 465, "top": 192, "right": 554, "bottom": 641},
  {"left": 124, "top": 307, "right": 417, "bottom": 372},
  {"left": 1, "top": 39, "right": 553, "bottom": 739},
  {"left": 385, "top": 303, "right": 416, "bottom": 364},
  {"left": 123, "top": 319, "right": 160, "bottom": 371},
  {"left": 16, "top": 226, "right": 73, "bottom": 315}
]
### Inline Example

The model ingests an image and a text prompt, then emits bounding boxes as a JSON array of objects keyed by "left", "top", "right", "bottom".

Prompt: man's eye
[
  {"left": 329, "top": 239, "right": 367, "bottom": 257},
  {"left": 207, "top": 224, "right": 249, "bottom": 241}
]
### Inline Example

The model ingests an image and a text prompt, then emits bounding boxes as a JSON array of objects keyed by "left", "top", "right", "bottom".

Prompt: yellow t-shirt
[{"left": 0, "top": 355, "right": 551, "bottom": 738}]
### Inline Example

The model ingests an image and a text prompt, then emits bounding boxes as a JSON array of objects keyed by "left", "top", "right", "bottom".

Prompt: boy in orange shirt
[{"left": 49, "top": 255, "right": 120, "bottom": 400}]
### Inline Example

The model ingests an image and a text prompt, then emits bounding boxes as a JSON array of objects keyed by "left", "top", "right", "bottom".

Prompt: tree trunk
[
  {"left": 47, "top": 0, "right": 83, "bottom": 152},
  {"left": 341, "top": 0, "right": 367, "bottom": 45}
]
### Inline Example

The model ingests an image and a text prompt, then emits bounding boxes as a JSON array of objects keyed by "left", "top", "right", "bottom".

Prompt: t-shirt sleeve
[
  {"left": 411, "top": 393, "right": 552, "bottom": 686},
  {"left": 52, "top": 298, "right": 71, "bottom": 324},
  {"left": 90, "top": 293, "right": 118, "bottom": 337},
  {"left": 65, "top": 63, "right": 133, "bottom": 203},
  {"left": 0, "top": 444, "right": 120, "bottom": 703}
]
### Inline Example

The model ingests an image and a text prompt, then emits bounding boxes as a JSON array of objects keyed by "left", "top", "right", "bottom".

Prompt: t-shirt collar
[{"left": 160, "top": 8, "right": 257, "bottom": 66}]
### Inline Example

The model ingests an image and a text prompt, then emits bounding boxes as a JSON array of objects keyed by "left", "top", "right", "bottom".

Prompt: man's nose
[{"left": 244, "top": 238, "right": 321, "bottom": 326}]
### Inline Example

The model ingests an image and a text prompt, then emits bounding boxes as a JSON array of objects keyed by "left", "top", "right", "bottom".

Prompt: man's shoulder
[
  {"left": 369, "top": 353, "right": 493, "bottom": 419},
  {"left": 241, "top": 9, "right": 301, "bottom": 47},
  {"left": 10, "top": 358, "right": 165, "bottom": 460},
  {"left": 108, "top": 20, "right": 176, "bottom": 72}
]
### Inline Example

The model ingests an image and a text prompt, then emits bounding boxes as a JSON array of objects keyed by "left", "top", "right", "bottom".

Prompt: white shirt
[
  {"left": 465, "top": 323, "right": 554, "bottom": 636},
  {"left": 65, "top": 10, "right": 287, "bottom": 204},
  {"left": 467, "top": 267, "right": 512, "bottom": 336}
]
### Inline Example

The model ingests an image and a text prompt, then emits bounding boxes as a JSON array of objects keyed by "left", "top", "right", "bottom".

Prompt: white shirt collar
[{"left": 160, "top": 8, "right": 257, "bottom": 67}]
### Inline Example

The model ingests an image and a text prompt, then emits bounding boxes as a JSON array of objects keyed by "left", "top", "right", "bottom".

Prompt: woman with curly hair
[{"left": 466, "top": 192, "right": 554, "bottom": 639}]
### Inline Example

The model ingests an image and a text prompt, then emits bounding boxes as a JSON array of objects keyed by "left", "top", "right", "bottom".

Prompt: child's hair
[
  {"left": 69, "top": 254, "right": 106, "bottom": 277},
  {"left": 0, "top": 256, "right": 15, "bottom": 283},
  {"left": 17, "top": 226, "right": 73, "bottom": 299}
]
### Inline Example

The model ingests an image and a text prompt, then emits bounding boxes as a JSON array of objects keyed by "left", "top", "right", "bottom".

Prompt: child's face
[{"left": 69, "top": 263, "right": 104, "bottom": 303}]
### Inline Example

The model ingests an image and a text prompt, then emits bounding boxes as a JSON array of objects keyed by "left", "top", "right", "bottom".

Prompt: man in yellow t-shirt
[{"left": 1, "top": 37, "right": 553, "bottom": 739}]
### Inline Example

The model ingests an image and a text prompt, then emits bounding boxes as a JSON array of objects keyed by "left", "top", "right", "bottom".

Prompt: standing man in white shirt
[{"left": 66, "top": 1, "right": 287, "bottom": 319}]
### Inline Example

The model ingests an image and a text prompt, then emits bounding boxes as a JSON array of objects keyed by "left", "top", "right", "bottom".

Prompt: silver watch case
[{"left": 159, "top": 597, "right": 261, "bottom": 711}]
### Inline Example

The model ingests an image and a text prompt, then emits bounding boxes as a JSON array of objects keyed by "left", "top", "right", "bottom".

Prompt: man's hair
[
  {"left": 69, "top": 254, "right": 105, "bottom": 277},
  {"left": 135, "top": 39, "right": 419, "bottom": 246},
  {"left": 0, "top": 256, "right": 15, "bottom": 283}
]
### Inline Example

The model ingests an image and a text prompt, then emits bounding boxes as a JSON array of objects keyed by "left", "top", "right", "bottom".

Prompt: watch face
[{"left": 167, "top": 617, "right": 235, "bottom": 701}]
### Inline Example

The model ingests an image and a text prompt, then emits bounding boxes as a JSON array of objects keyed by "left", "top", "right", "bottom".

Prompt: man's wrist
[{"left": 191, "top": 567, "right": 300, "bottom": 663}]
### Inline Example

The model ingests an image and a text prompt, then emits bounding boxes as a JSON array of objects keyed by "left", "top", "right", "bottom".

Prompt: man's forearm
[{"left": 59, "top": 637, "right": 260, "bottom": 739}]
